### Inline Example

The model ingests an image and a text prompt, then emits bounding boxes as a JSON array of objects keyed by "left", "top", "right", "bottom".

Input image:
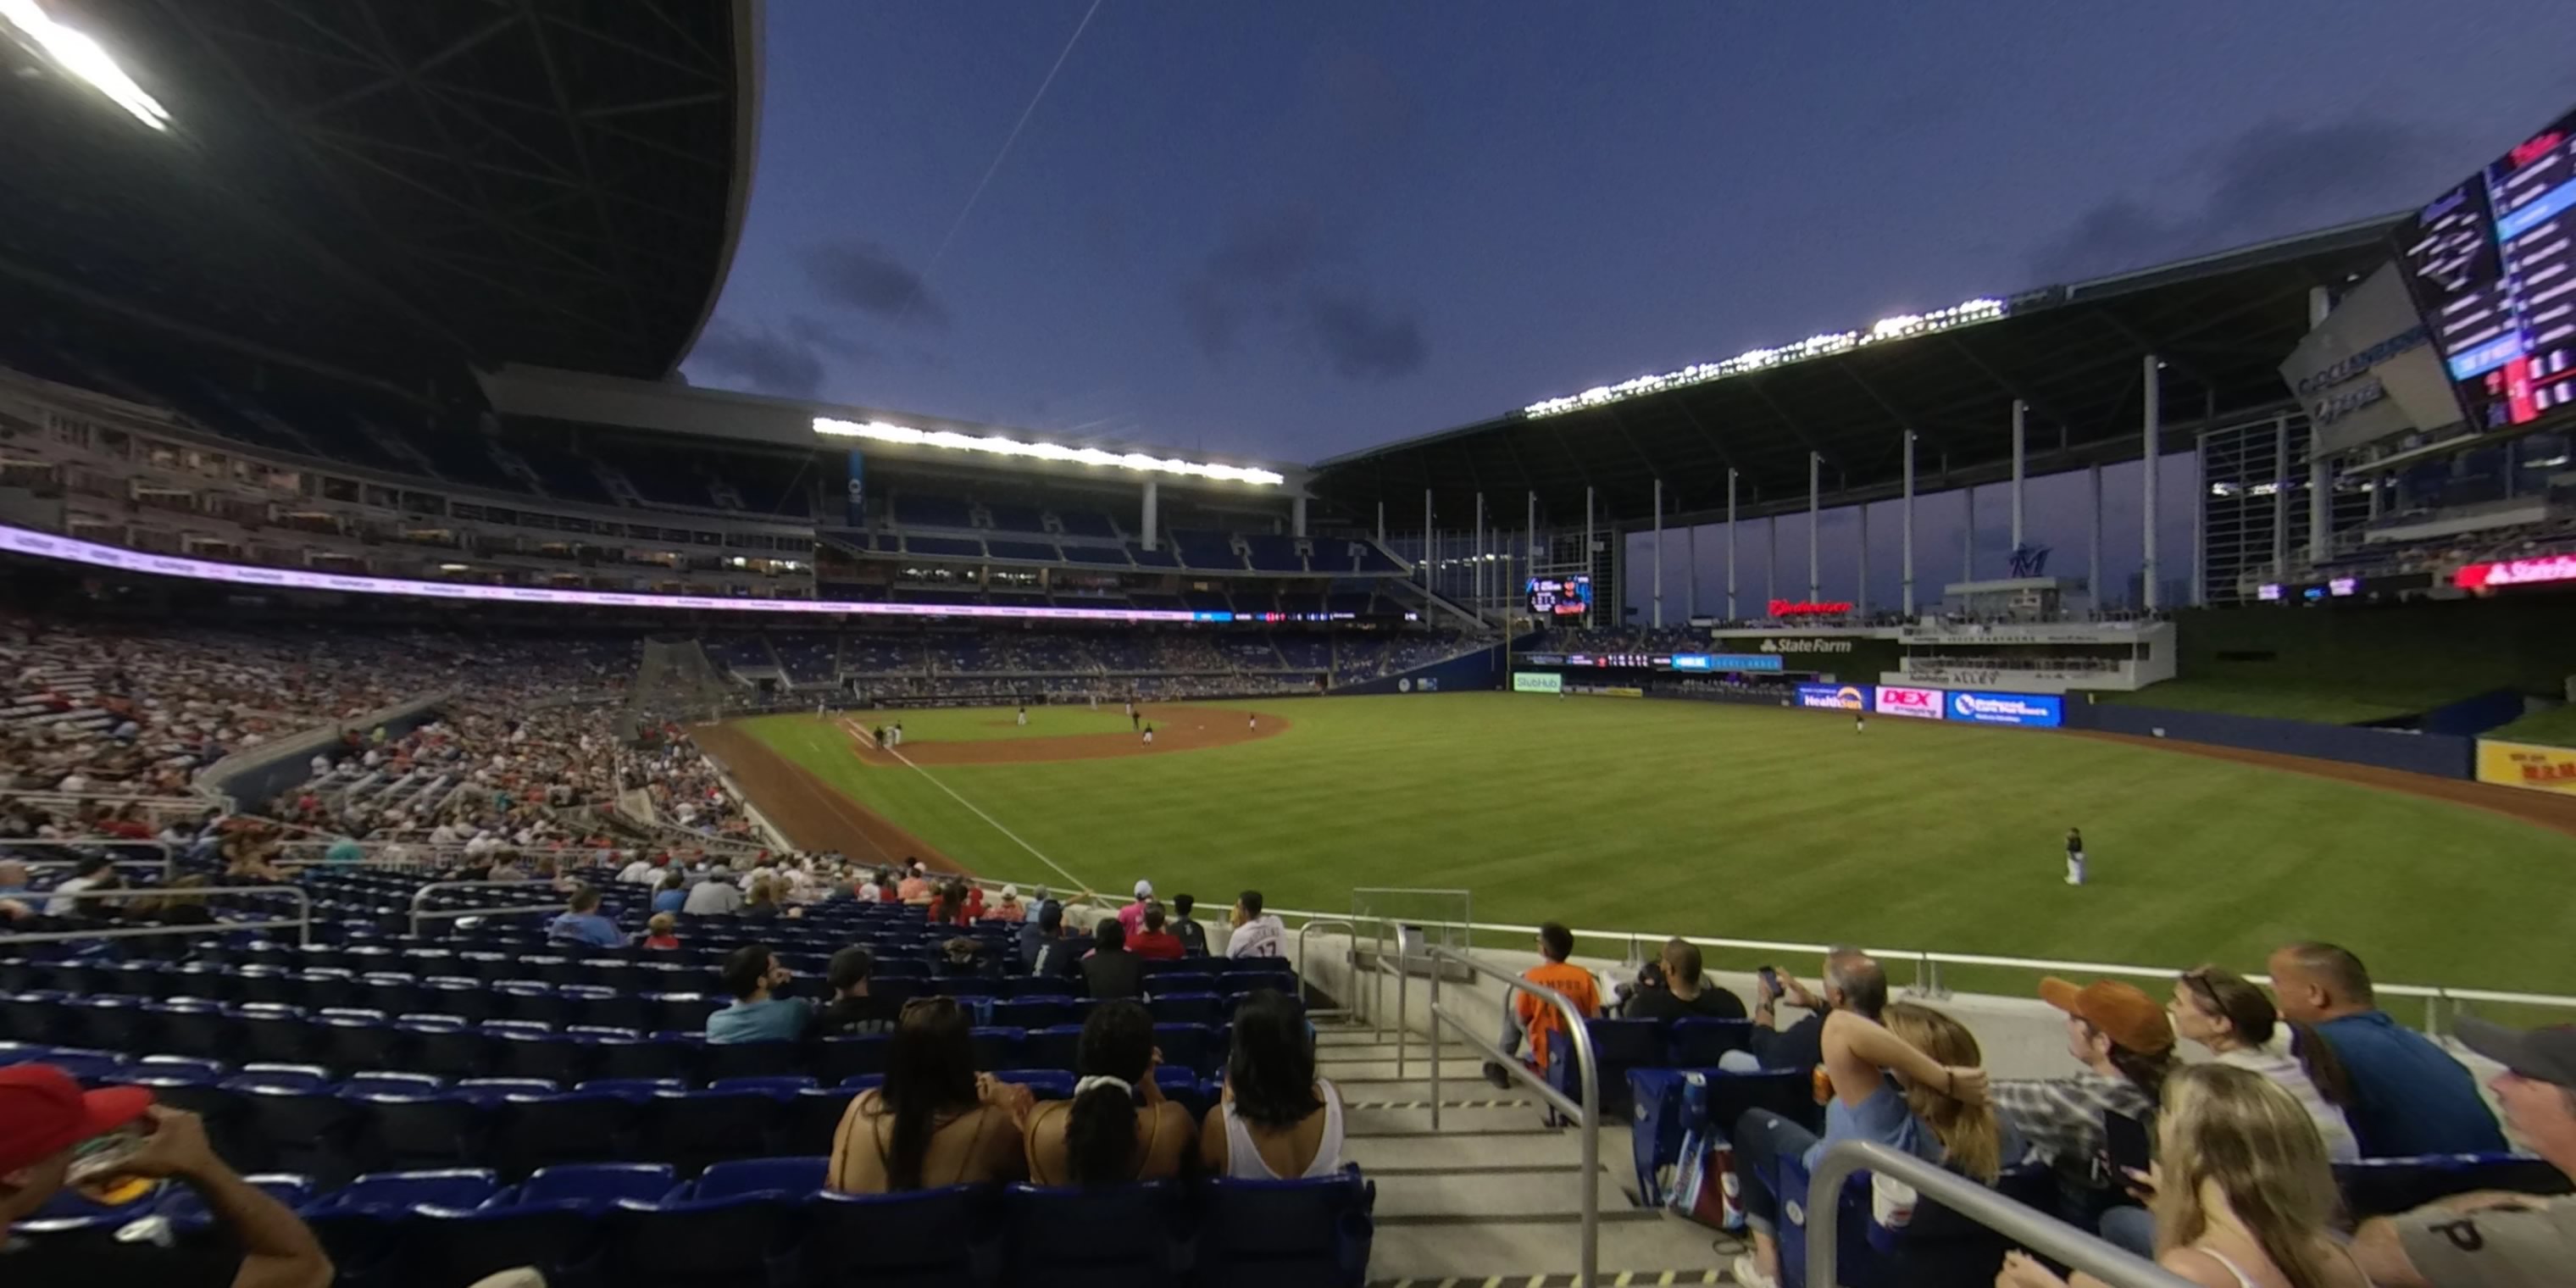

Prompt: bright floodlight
[
  {"left": 3, "top": 0, "right": 169, "bottom": 130},
  {"left": 814, "top": 416, "right": 1285, "bottom": 486}
]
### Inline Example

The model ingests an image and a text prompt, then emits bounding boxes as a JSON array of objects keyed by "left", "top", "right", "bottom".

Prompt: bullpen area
[{"left": 698, "top": 691, "right": 2576, "bottom": 995}]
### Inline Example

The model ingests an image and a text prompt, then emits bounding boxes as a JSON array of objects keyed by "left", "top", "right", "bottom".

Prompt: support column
[
  {"left": 1651, "top": 479, "right": 1664, "bottom": 629},
  {"left": 1766, "top": 514, "right": 1778, "bottom": 607},
  {"left": 2272, "top": 414, "right": 2290, "bottom": 578},
  {"left": 1725, "top": 469, "right": 1739, "bottom": 619},
  {"left": 1141, "top": 480, "right": 1159, "bottom": 551},
  {"left": 2368, "top": 470, "right": 2382, "bottom": 521},
  {"left": 1857, "top": 501, "right": 1870, "bottom": 616},
  {"left": 1423, "top": 490, "right": 1433, "bottom": 593},
  {"left": 1376, "top": 501, "right": 1385, "bottom": 547},
  {"left": 1807, "top": 452, "right": 1822, "bottom": 602},
  {"left": 2143, "top": 354, "right": 2161, "bottom": 611},
  {"left": 2010, "top": 399, "right": 2027, "bottom": 552},
  {"left": 1686, "top": 522, "right": 1698, "bottom": 619},
  {"left": 1963, "top": 484, "right": 1976, "bottom": 582},
  {"left": 1291, "top": 494, "right": 1307, "bottom": 539},
  {"left": 1901, "top": 430, "right": 1917, "bottom": 616},
  {"left": 2192, "top": 433, "right": 2207, "bottom": 608},
  {"left": 2308, "top": 458, "right": 2331, "bottom": 565},
  {"left": 2088, "top": 464, "right": 2103, "bottom": 607},
  {"left": 1583, "top": 486, "right": 1595, "bottom": 628},
  {"left": 1474, "top": 492, "right": 1486, "bottom": 612}
]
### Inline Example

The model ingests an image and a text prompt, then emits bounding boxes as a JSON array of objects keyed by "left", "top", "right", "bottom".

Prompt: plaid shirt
[{"left": 1990, "top": 1071, "right": 2153, "bottom": 1185}]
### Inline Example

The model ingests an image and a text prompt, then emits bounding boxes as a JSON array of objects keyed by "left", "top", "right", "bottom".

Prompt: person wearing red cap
[{"left": 0, "top": 1063, "right": 330, "bottom": 1286}]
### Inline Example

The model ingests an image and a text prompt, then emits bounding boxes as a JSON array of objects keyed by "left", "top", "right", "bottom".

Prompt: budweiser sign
[
  {"left": 1767, "top": 598, "right": 1854, "bottom": 617},
  {"left": 2455, "top": 555, "right": 2576, "bottom": 590}
]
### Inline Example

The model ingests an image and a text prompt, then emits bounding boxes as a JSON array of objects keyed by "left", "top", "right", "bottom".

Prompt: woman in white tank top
[{"left": 1200, "top": 990, "right": 1346, "bottom": 1179}]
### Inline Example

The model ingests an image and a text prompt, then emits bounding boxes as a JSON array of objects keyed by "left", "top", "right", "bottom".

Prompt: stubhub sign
[
  {"left": 1873, "top": 685, "right": 1945, "bottom": 719},
  {"left": 1947, "top": 690, "right": 2063, "bottom": 728}
]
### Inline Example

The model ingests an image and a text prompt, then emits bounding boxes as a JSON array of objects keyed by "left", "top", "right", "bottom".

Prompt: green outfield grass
[{"left": 734, "top": 694, "right": 2576, "bottom": 996}]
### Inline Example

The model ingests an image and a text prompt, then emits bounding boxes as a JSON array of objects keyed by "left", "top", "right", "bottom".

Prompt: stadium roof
[
  {"left": 0, "top": 0, "right": 759, "bottom": 383},
  {"left": 1309, "top": 215, "right": 2401, "bottom": 528}
]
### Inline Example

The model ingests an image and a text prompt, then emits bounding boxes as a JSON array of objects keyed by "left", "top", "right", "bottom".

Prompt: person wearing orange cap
[
  {"left": 1997, "top": 978, "right": 2179, "bottom": 1218},
  {"left": 0, "top": 1063, "right": 330, "bottom": 1285}
]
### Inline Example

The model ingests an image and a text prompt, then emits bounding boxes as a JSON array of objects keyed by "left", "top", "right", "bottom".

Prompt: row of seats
[
  {"left": 4, "top": 1044, "right": 1239, "bottom": 1184},
  {"left": 3, "top": 1002, "right": 1257, "bottom": 1081},
  {"left": 14, "top": 1161, "right": 1376, "bottom": 1287}
]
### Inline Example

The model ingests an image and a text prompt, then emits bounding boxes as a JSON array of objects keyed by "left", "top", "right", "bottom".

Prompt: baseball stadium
[{"left": 3, "top": 4, "right": 2576, "bottom": 1287}]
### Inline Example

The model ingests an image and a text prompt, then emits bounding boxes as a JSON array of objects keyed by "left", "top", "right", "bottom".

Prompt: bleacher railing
[
  {"left": 406, "top": 880, "right": 575, "bottom": 937},
  {"left": 0, "top": 790, "right": 216, "bottom": 827},
  {"left": 1425, "top": 941, "right": 1601, "bottom": 1288},
  {"left": 0, "top": 884, "right": 312, "bottom": 947},
  {"left": 3, "top": 838, "right": 177, "bottom": 881},
  {"left": 1807, "top": 1141, "right": 2197, "bottom": 1288}
]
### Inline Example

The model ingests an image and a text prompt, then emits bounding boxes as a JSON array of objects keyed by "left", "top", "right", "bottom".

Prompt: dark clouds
[
  {"left": 2029, "top": 116, "right": 2457, "bottom": 282},
  {"left": 687, "top": 315, "right": 873, "bottom": 399},
  {"left": 801, "top": 237, "right": 950, "bottom": 329},
  {"left": 1177, "top": 208, "right": 1428, "bottom": 381}
]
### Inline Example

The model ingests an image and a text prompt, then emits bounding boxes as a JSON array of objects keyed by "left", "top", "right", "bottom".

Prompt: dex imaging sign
[
  {"left": 1947, "top": 690, "right": 2062, "bottom": 728},
  {"left": 1873, "top": 686, "right": 1946, "bottom": 719}
]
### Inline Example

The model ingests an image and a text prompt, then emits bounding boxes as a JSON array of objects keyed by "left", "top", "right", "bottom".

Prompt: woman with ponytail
[
  {"left": 1999, "top": 1063, "right": 2368, "bottom": 1288},
  {"left": 1024, "top": 1001, "right": 1196, "bottom": 1184}
]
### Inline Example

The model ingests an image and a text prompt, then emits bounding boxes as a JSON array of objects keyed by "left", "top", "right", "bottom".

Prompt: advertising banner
[
  {"left": 2476, "top": 739, "right": 2576, "bottom": 795},
  {"left": 1670, "top": 654, "right": 1785, "bottom": 673},
  {"left": 1873, "top": 685, "right": 1946, "bottom": 719},
  {"left": 1512, "top": 671, "right": 1563, "bottom": 694},
  {"left": 1947, "top": 690, "right": 2063, "bottom": 728},
  {"left": 2454, "top": 554, "right": 2576, "bottom": 591},
  {"left": 1796, "top": 683, "right": 1870, "bottom": 711}
]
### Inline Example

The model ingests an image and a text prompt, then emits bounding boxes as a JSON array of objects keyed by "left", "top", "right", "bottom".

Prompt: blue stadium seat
[
  {"left": 970, "top": 1026, "right": 1024, "bottom": 1070},
  {"left": 1195, "top": 1166, "right": 1376, "bottom": 1288},
  {"left": 605, "top": 1191, "right": 803, "bottom": 1288},
  {"left": 2334, "top": 1152, "right": 2573, "bottom": 1219},
  {"left": 1769, "top": 1152, "right": 2054, "bottom": 1288},
  {"left": 1147, "top": 994, "right": 1222, "bottom": 1027},
  {"left": 491, "top": 1091, "right": 643, "bottom": 1178},
  {"left": 800, "top": 1185, "right": 993, "bottom": 1288},
  {"left": 639, "top": 1090, "right": 782, "bottom": 1175},
  {"left": 519, "top": 1162, "right": 679, "bottom": 1208},
  {"left": 1545, "top": 1019, "right": 1663, "bottom": 1119},
  {"left": 819, "top": 1035, "right": 889, "bottom": 1083},
  {"left": 1004, "top": 1181, "right": 1184, "bottom": 1287},
  {"left": 702, "top": 1039, "right": 800, "bottom": 1082},
  {"left": 693, "top": 1156, "right": 826, "bottom": 1201},
  {"left": 1152, "top": 1024, "right": 1213, "bottom": 1076},
  {"left": 353, "top": 1090, "right": 489, "bottom": 1173},
  {"left": 1668, "top": 1018, "right": 1755, "bottom": 1066}
]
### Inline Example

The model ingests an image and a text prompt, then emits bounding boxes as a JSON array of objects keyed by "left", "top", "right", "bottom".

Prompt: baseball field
[{"left": 691, "top": 692, "right": 2576, "bottom": 998}]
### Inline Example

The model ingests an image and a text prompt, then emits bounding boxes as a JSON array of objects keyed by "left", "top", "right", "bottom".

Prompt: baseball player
[
  {"left": 1130, "top": 708, "right": 1141, "bottom": 732},
  {"left": 1855, "top": 708, "right": 1866, "bottom": 734},
  {"left": 1246, "top": 712, "right": 1257, "bottom": 731},
  {"left": 2064, "top": 827, "right": 2086, "bottom": 886},
  {"left": 1141, "top": 723, "right": 1156, "bottom": 746},
  {"left": 891, "top": 721, "right": 904, "bottom": 748},
  {"left": 1016, "top": 704, "right": 1028, "bottom": 727}
]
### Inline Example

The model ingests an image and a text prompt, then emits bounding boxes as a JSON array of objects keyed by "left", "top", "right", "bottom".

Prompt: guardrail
[
  {"left": 1425, "top": 941, "right": 1601, "bottom": 1288},
  {"left": 934, "top": 872, "right": 2576, "bottom": 1032},
  {"left": 0, "top": 790, "right": 217, "bottom": 824},
  {"left": 1292, "top": 918, "right": 1363, "bottom": 1029},
  {"left": 0, "top": 885, "right": 313, "bottom": 947},
  {"left": 1, "top": 838, "right": 178, "bottom": 881},
  {"left": 1806, "top": 1141, "right": 2196, "bottom": 1288},
  {"left": 406, "top": 880, "right": 571, "bottom": 937}
]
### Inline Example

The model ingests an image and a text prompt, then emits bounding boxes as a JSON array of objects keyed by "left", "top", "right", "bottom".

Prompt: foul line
[{"left": 838, "top": 719, "right": 1096, "bottom": 897}]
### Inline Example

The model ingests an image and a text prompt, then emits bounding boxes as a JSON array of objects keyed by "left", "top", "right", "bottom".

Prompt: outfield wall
[
  {"left": 1331, "top": 645, "right": 1502, "bottom": 697},
  {"left": 2068, "top": 702, "right": 2474, "bottom": 778}
]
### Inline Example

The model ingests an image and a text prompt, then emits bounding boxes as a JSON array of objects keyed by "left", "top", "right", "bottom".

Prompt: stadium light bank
[
  {"left": 1, "top": 0, "right": 170, "bottom": 130},
  {"left": 1521, "top": 297, "right": 2008, "bottom": 418},
  {"left": 813, "top": 415, "right": 1285, "bottom": 486}
]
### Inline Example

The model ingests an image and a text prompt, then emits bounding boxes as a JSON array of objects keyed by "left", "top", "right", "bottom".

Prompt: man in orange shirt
[{"left": 1485, "top": 922, "right": 1601, "bottom": 1088}]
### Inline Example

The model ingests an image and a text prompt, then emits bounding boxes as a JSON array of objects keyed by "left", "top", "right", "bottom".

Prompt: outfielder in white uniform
[{"left": 2065, "top": 827, "right": 2086, "bottom": 886}]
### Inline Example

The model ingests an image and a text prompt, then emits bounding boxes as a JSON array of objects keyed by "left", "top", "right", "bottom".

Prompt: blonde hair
[
  {"left": 2151, "top": 1063, "right": 2344, "bottom": 1288},
  {"left": 1880, "top": 1002, "right": 2001, "bottom": 1182},
  {"left": 647, "top": 912, "right": 676, "bottom": 935}
]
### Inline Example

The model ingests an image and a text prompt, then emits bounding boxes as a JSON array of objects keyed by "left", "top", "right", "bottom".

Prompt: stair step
[
  {"left": 1367, "top": 1219, "right": 1740, "bottom": 1285},
  {"left": 1341, "top": 1132, "right": 1585, "bottom": 1170},
  {"left": 1372, "top": 1163, "right": 1633, "bottom": 1223}
]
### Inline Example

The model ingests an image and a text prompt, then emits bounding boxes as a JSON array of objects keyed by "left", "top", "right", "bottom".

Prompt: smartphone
[
  {"left": 2104, "top": 1111, "right": 2152, "bottom": 1179},
  {"left": 1757, "top": 966, "right": 1781, "bottom": 996}
]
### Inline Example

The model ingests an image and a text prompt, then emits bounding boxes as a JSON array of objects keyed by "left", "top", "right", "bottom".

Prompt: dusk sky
[{"left": 681, "top": 1, "right": 2576, "bottom": 471}]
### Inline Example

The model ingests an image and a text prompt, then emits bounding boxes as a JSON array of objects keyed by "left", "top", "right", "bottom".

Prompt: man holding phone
[{"left": 0, "top": 1063, "right": 331, "bottom": 1286}]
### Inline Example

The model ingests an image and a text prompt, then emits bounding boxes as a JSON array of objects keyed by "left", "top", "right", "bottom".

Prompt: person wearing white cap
[
  {"left": 991, "top": 884, "right": 1025, "bottom": 924},
  {"left": 1118, "top": 880, "right": 1153, "bottom": 938}
]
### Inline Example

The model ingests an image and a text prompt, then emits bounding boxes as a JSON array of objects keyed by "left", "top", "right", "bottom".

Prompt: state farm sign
[
  {"left": 1873, "top": 685, "right": 1946, "bottom": 719},
  {"left": 2454, "top": 554, "right": 2576, "bottom": 590}
]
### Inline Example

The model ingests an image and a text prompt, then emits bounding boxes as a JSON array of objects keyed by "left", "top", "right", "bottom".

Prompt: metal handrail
[
  {"left": 1425, "top": 943, "right": 1601, "bottom": 1288},
  {"left": 406, "top": 880, "right": 572, "bottom": 936},
  {"left": 0, "top": 884, "right": 313, "bottom": 947},
  {"left": 1293, "top": 918, "right": 1362, "bottom": 1023},
  {"left": 1807, "top": 1141, "right": 2196, "bottom": 1288},
  {"left": 0, "top": 838, "right": 178, "bottom": 881}
]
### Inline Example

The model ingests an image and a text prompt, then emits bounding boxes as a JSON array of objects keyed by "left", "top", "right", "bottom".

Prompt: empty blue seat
[
  {"left": 353, "top": 1090, "right": 489, "bottom": 1173},
  {"left": 309, "top": 1167, "right": 502, "bottom": 1214},
  {"left": 695, "top": 1156, "right": 826, "bottom": 1200},
  {"left": 1669, "top": 1018, "right": 1755, "bottom": 1066},
  {"left": 2335, "top": 1152, "right": 2573, "bottom": 1219},
  {"left": 605, "top": 1192, "right": 802, "bottom": 1288},
  {"left": 970, "top": 1026, "right": 1023, "bottom": 1070},
  {"left": 708, "top": 1074, "right": 815, "bottom": 1096},
  {"left": 800, "top": 1185, "right": 991, "bottom": 1288},
  {"left": 1545, "top": 1019, "right": 1663, "bottom": 1119},
  {"left": 1152, "top": 1024, "right": 1212, "bottom": 1076},
  {"left": 491, "top": 1091, "right": 641, "bottom": 1178},
  {"left": 519, "top": 1162, "right": 678, "bottom": 1208},
  {"left": 1146, "top": 994, "right": 1222, "bottom": 1027},
  {"left": 1196, "top": 1166, "right": 1376, "bottom": 1288},
  {"left": 702, "top": 1039, "right": 800, "bottom": 1082},
  {"left": 1147, "top": 973, "right": 1216, "bottom": 997},
  {"left": 640, "top": 1090, "right": 782, "bottom": 1175},
  {"left": 1023, "top": 1025, "right": 1085, "bottom": 1072},
  {"left": 1004, "top": 1181, "right": 1183, "bottom": 1286}
]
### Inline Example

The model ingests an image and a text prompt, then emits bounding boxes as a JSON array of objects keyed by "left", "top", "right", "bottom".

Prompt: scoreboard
[{"left": 2397, "top": 102, "right": 2576, "bottom": 430}]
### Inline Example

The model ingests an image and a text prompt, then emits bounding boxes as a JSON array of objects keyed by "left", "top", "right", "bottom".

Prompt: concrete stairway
[{"left": 1313, "top": 1019, "right": 1743, "bottom": 1287}]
